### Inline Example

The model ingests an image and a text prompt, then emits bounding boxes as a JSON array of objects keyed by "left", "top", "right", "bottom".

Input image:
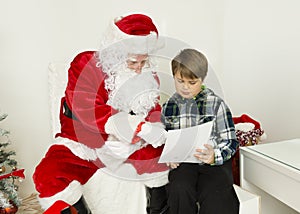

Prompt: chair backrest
[{"left": 48, "top": 62, "right": 68, "bottom": 137}]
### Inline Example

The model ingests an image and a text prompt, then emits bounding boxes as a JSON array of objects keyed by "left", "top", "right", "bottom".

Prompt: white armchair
[{"left": 48, "top": 62, "right": 68, "bottom": 137}]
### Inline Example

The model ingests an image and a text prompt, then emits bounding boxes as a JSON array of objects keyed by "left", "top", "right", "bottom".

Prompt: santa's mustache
[{"left": 107, "top": 69, "right": 159, "bottom": 116}]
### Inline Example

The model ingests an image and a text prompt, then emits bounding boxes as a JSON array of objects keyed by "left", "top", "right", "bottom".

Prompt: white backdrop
[{"left": 0, "top": 0, "right": 299, "bottom": 197}]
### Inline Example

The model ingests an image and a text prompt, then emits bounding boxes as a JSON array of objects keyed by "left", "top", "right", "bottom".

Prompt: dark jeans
[
  {"left": 167, "top": 160, "right": 239, "bottom": 214},
  {"left": 147, "top": 185, "right": 169, "bottom": 214}
]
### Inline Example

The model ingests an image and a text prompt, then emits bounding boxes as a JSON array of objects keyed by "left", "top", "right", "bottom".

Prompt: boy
[{"left": 161, "top": 49, "right": 240, "bottom": 214}]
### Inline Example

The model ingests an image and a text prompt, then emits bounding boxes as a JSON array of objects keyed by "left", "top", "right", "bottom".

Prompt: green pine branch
[{"left": 0, "top": 113, "right": 21, "bottom": 208}]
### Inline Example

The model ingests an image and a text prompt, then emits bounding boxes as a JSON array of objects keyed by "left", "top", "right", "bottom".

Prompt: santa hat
[
  {"left": 114, "top": 14, "right": 158, "bottom": 37},
  {"left": 99, "top": 13, "right": 164, "bottom": 56},
  {"left": 233, "top": 114, "right": 267, "bottom": 146},
  {"left": 233, "top": 114, "right": 261, "bottom": 131}
]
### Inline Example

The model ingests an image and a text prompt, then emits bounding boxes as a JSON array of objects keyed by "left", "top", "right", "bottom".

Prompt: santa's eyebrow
[
  {"left": 127, "top": 57, "right": 149, "bottom": 63},
  {"left": 127, "top": 57, "right": 138, "bottom": 62}
]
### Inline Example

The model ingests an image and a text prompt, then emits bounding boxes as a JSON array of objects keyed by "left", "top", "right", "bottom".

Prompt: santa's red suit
[{"left": 33, "top": 14, "right": 168, "bottom": 214}]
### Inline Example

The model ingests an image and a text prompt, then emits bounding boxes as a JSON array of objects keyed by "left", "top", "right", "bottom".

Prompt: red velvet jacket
[{"left": 56, "top": 51, "right": 167, "bottom": 174}]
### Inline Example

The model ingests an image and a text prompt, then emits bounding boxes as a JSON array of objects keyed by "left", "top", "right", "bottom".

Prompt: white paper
[{"left": 158, "top": 121, "right": 214, "bottom": 163}]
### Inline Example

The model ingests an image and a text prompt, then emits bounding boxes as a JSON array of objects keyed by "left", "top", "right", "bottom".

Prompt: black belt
[
  {"left": 64, "top": 102, "right": 135, "bottom": 120},
  {"left": 63, "top": 101, "right": 78, "bottom": 120}
]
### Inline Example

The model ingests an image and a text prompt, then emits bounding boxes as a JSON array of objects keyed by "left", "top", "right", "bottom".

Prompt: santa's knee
[{"left": 33, "top": 144, "right": 98, "bottom": 198}]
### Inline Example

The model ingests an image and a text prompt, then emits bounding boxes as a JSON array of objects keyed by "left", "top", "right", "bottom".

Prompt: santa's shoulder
[{"left": 71, "top": 50, "right": 98, "bottom": 63}]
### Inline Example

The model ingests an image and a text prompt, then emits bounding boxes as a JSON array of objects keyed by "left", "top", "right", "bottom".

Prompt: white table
[{"left": 240, "top": 139, "right": 300, "bottom": 213}]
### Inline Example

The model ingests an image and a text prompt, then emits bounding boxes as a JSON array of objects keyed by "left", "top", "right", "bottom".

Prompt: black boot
[
  {"left": 61, "top": 196, "right": 92, "bottom": 214},
  {"left": 146, "top": 185, "right": 169, "bottom": 214}
]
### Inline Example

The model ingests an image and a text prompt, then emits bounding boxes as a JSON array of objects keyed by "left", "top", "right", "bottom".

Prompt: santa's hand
[
  {"left": 105, "top": 112, "right": 144, "bottom": 144},
  {"left": 137, "top": 122, "right": 167, "bottom": 148},
  {"left": 194, "top": 144, "right": 215, "bottom": 164},
  {"left": 105, "top": 140, "right": 141, "bottom": 159}
]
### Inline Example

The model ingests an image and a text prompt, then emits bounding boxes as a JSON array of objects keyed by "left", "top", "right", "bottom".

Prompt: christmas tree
[{"left": 0, "top": 112, "right": 25, "bottom": 212}]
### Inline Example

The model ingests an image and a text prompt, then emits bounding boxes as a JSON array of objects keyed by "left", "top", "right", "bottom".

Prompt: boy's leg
[
  {"left": 199, "top": 185, "right": 239, "bottom": 214},
  {"left": 147, "top": 185, "right": 169, "bottom": 214},
  {"left": 167, "top": 163, "right": 199, "bottom": 214},
  {"left": 197, "top": 160, "right": 239, "bottom": 214}
]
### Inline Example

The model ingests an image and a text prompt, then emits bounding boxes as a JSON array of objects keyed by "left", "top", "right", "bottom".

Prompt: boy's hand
[
  {"left": 194, "top": 144, "right": 215, "bottom": 164},
  {"left": 166, "top": 162, "right": 180, "bottom": 169}
]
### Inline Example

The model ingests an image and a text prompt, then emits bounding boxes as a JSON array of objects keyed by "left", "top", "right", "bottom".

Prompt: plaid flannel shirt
[{"left": 161, "top": 87, "right": 239, "bottom": 165}]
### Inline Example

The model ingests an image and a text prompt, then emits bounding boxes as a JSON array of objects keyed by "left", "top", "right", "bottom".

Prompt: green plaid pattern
[{"left": 161, "top": 87, "right": 239, "bottom": 165}]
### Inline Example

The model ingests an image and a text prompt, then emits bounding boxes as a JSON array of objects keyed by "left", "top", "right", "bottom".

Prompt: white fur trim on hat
[
  {"left": 235, "top": 122, "right": 255, "bottom": 132},
  {"left": 99, "top": 19, "right": 164, "bottom": 55}
]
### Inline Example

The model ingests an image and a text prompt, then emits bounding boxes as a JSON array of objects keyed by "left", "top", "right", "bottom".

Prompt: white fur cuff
[
  {"left": 105, "top": 112, "right": 144, "bottom": 142},
  {"left": 38, "top": 181, "right": 82, "bottom": 210}
]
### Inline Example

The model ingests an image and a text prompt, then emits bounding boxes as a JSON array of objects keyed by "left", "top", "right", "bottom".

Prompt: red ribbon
[
  {"left": 131, "top": 121, "right": 145, "bottom": 144},
  {"left": 0, "top": 169, "right": 25, "bottom": 180}
]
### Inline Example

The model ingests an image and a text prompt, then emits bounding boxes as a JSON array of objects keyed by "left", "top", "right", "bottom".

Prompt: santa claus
[{"left": 33, "top": 14, "right": 169, "bottom": 214}]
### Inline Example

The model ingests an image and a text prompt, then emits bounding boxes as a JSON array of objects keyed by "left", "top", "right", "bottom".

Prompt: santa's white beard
[{"left": 106, "top": 68, "right": 159, "bottom": 117}]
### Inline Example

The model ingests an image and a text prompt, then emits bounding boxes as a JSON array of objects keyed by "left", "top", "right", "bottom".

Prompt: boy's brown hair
[{"left": 171, "top": 48, "right": 208, "bottom": 80}]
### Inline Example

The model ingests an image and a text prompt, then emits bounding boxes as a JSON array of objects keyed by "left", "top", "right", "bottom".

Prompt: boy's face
[{"left": 174, "top": 72, "right": 202, "bottom": 99}]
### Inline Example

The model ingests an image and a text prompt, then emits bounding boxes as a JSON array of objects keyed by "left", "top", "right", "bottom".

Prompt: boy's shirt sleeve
[
  {"left": 211, "top": 101, "right": 239, "bottom": 165},
  {"left": 161, "top": 99, "right": 179, "bottom": 131}
]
